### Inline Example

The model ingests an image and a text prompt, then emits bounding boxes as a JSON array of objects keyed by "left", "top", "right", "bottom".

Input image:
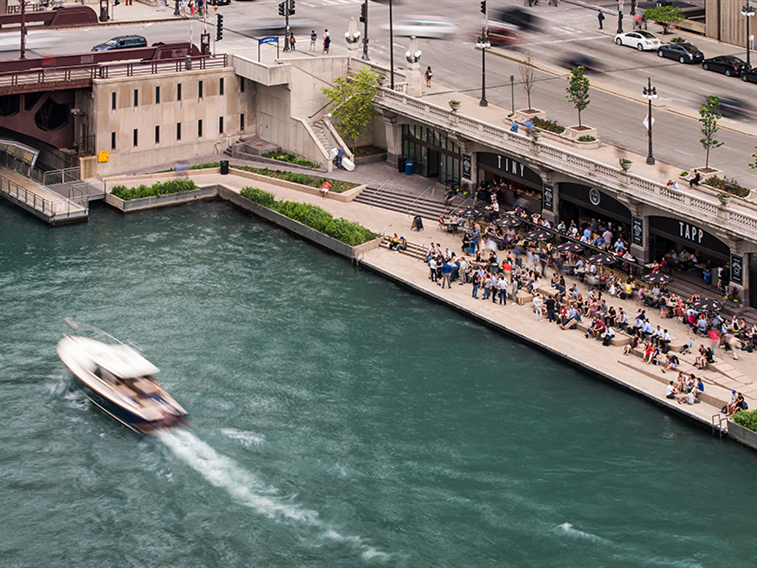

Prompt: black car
[
  {"left": 741, "top": 67, "right": 757, "bottom": 83},
  {"left": 657, "top": 42, "right": 704, "bottom": 64},
  {"left": 702, "top": 55, "right": 749, "bottom": 77},
  {"left": 91, "top": 35, "right": 147, "bottom": 52}
]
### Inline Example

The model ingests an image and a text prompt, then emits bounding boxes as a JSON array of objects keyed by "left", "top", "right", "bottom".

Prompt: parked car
[
  {"left": 380, "top": 17, "right": 457, "bottom": 39},
  {"left": 656, "top": 42, "right": 704, "bottom": 64},
  {"left": 614, "top": 31, "right": 661, "bottom": 51},
  {"left": 741, "top": 67, "right": 757, "bottom": 83},
  {"left": 702, "top": 55, "right": 748, "bottom": 76},
  {"left": 91, "top": 35, "right": 147, "bottom": 52}
]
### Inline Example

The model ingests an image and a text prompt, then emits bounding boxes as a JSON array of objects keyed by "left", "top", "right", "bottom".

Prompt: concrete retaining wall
[
  {"left": 105, "top": 186, "right": 218, "bottom": 212},
  {"left": 217, "top": 186, "right": 380, "bottom": 258},
  {"left": 727, "top": 420, "right": 757, "bottom": 450}
]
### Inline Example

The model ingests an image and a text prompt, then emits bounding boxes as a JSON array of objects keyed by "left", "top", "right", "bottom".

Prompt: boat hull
[{"left": 78, "top": 378, "right": 190, "bottom": 434}]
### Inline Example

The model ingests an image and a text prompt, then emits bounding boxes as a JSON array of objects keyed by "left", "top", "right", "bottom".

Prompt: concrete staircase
[
  {"left": 312, "top": 119, "right": 330, "bottom": 151},
  {"left": 378, "top": 235, "right": 427, "bottom": 261},
  {"left": 354, "top": 186, "right": 459, "bottom": 220}
]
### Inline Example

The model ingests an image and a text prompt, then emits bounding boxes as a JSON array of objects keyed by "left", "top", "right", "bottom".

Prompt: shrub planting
[
  {"left": 239, "top": 187, "right": 377, "bottom": 246},
  {"left": 110, "top": 179, "right": 198, "bottom": 201}
]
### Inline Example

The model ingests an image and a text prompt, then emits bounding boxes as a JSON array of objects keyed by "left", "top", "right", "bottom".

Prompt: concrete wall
[{"left": 90, "top": 67, "right": 252, "bottom": 175}]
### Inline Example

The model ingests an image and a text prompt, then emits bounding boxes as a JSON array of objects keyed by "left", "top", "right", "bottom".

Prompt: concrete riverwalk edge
[{"left": 101, "top": 168, "right": 757, "bottom": 442}]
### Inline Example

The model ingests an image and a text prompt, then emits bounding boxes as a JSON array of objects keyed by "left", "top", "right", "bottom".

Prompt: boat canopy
[{"left": 73, "top": 336, "right": 160, "bottom": 379}]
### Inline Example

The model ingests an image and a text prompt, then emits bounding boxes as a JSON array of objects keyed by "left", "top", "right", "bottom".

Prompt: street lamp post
[
  {"left": 643, "top": 77, "right": 657, "bottom": 166},
  {"left": 478, "top": 0, "right": 489, "bottom": 107},
  {"left": 617, "top": 0, "right": 623, "bottom": 34},
  {"left": 389, "top": 0, "right": 394, "bottom": 89},
  {"left": 361, "top": 0, "right": 369, "bottom": 60},
  {"left": 477, "top": 29, "right": 490, "bottom": 107},
  {"left": 742, "top": 5, "right": 755, "bottom": 67}
]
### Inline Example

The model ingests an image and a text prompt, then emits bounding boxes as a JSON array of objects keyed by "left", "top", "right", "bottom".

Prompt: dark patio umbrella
[
  {"left": 691, "top": 298, "right": 723, "bottom": 312},
  {"left": 524, "top": 228, "right": 553, "bottom": 241},
  {"left": 587, "top": 253, "right": 616, "bottom": 266},
  {"left": 556, "top": 242, "right": 584, "bottom": 254},
  {"left": 457, "top": 206, "right": 483, "bottom": 220},
  {"left": 494, "top": 216, "right": 521, "bottom": 228},
  {"left": 641, "top": 272, "right": 671, "bottom": 285}
]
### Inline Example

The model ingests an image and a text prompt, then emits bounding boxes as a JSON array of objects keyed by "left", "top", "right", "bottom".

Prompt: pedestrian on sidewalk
[
  {"left": 323, "top": 30, "right": 331, "bottom": 54},
  {"left": 597, "top": 10, "right": 605, "bottom": 29},
  {"left": 533, "top": 294, "right": 544, "bottom": 321},
  {"left": 290, "top": 33, "right": 296, "bottom": 50},
  {"left": 425, "top": 66, "right": 433, "bottom": 88},
  {"left": 189, "top": 0, "right": 194, "bottom": 15},
  {"left": 309, "top": 30, "right": 317, "bottom": 51}
]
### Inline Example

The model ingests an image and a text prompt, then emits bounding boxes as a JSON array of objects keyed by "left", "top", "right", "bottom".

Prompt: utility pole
[
  {"left": 20, "top": 0, "right": 27, "bottom": 59},
  {"left": 478, "top": 0, "right": 489, "bottom": 107}
]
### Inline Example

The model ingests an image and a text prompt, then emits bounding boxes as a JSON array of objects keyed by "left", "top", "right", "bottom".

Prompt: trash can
[
  {"left": 405, "top": 160, "right": 414, "bottom": 175},
  {"left": 220, "top": 160, "right": 229, "bottom": 175},
  {"left": 703, "top": 269, "right": 712, "bottom": 284}
]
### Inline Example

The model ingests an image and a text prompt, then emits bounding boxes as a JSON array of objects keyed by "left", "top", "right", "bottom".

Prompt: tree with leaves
[
  {"left": 749, "top": 146, "right": 757, "bottom": 170},
  {"left": 320, "top": 66, "right": 379, "bottom": 153},
  {"left": 642, "top": 6, "right": 684, "bottom": 35},
  {"left": 519, "top": 54, "right": 536, "bottom": 112},
  {"left": 566, "top": 66, "right": 590, "bottom": 128},
  {"left": 699, "top": 95, "right": 723, "bottom": 170}
]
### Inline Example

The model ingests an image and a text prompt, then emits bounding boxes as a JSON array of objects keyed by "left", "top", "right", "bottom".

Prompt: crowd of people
[{"left": 409, "top": 218, "right": 756, "bottom": 415}]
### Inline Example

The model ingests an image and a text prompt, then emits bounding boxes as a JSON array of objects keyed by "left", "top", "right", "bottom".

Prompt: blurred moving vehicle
[
  {"left": 716, "top": 97, "right": 756, "bottom": 120},
  {"left": 614, "top": 31, "right": 661, "bottom": 51},
  {"left": 656, "top": 42, "right": 704, "bottom": 64},
  {"left": 490, "top": 7, "right": 541, "bottom": 32},
  {"left": 702, "top": 55, "right": 748, "bottom": 77},
  {"left": 92, "top": 35, "right": 147, "bottom": 52},
  {"left": 381, "top": 17, "right": 457, "bottom": 39},
  {"left": 248, "top": 19, "right": 317, "bottom": 35},
  {"left": 559, "top": 53, "right": 603, "bottom": 73},
  {"left": 487, "top": 21, "right": 520, "bottom": 46}
]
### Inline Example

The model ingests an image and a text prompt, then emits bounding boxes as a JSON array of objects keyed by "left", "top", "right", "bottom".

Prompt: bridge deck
[{"left": 0, "top": 166, "right": 88, "bottom": 224}]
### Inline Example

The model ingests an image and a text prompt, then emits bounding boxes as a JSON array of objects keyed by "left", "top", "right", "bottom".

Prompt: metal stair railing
[
  {"left": 405, "top": 185, "right": 436, "bottom": 217},
  {"left": 711, "top": 414, "right": 728, "bottom": 438}
]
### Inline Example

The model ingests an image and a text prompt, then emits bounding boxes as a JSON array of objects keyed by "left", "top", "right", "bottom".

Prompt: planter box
[
  {"left": 105, "top": 186, "right": 219, "bottom": 213},
  {"left": 692, "top": 167, "right": 724, "bottom": 182},
  {"left": 727, "top": 420, "right": 757, "bottom": 451},
  {"left": 513, "top": 109, "right": 546, "bottom": 123},
  {"left": 217, "top": 186, "right": 382, "bottom": 259},
  {"left": 535, "top": 127, "right": 600, "bottom": 149},
  {"left": 564, "top": 125, "right": 598, "bottom": 141},
  {"left": 354, "top": 152, "right": 387, "bottom": 165}
]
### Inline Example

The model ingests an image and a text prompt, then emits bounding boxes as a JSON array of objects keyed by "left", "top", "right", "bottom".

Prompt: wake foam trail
[
  {"left": 555, "top": 522, "right": 612, "bottom": 545},
  {"left": 158, "top": 429, "right": 389, "bottom": 562}
]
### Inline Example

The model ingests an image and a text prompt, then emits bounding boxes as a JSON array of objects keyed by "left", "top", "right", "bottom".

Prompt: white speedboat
[{"left": 57, "top": 323, "right": 189, "bottom": 434}]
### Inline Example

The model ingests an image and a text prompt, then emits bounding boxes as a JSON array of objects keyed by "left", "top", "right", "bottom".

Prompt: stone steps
[
  {"left": 353, "top": 186, "right": 462, "bottom": 220},
  {"left": 379, "top": 236, "right": 427, "bottom": 261}
]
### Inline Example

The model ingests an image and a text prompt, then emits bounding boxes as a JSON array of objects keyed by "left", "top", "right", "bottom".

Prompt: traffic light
[
  {"left": 216, "top": 14, "right": 223, "bottom": 40},
  {"left": 480, "top": 0, "right": 486, "bottom": 14},
  {"left": 278, "top": 1, "right": 285, "bottom": 16},
  {"left": 359, "top": 3, "right": 366, "bottom": 22},
  {"left": 288, "top": 0, "right": 295, "bottom": 15}
]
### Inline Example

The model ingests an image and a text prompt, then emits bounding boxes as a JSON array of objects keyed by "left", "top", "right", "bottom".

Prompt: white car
[
  {"left": 381, "top": 17, "right": 457, "bottom": 40},
  {"left": 614, "top": 31, "right": 661, "bottom": 51}
]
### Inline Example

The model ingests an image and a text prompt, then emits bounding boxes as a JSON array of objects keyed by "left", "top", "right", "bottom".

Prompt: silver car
[{"left": 614, "top": 31, "right": 661, "bottom": 51}]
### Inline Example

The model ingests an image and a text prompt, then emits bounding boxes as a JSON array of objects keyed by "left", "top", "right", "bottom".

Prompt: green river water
[{"left": 1, "top": 200, "right": 755, "bottom": 567}]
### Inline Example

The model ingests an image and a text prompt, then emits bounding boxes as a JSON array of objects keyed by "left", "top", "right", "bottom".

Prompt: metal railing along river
[{"left": 0, "top": 172, "right": 88, "bottom": 221}]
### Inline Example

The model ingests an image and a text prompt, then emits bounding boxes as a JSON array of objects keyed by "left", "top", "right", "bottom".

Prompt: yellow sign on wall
[{"left": 97, "top": 150, "right": 110, "bottom": 163}]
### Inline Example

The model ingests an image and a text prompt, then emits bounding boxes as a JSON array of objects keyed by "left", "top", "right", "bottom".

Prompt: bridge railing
[{"left": 0, "top": 54, "right": 229, "bottom": 91}]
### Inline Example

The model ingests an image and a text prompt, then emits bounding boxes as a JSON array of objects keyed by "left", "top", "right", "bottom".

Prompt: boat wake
[{"left": 157, "top": 429, "right": 389, "bottom": 562}]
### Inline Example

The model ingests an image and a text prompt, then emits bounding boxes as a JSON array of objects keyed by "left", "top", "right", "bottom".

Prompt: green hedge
[
  {"left": 188, "top": 162, "right": 357, "bottom": 193},
  {"left": 111, "top": 179, "right": 198, "bottom": 201},
  {"left": 262, "top": 151, "right": 319, "bottom": 169},
  {"left": 239, "top": 187, "right": 377, "bottom": 246},
  {"left": 732, "top": 408, "right": 757, "bottom": 432}
]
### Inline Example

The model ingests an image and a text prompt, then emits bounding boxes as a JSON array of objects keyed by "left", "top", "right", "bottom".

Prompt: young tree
[
  {"left": 749, "top": 146, "right": 757, "bottom": 170},
  {"left": 321, "top": 66, "right": 379, "bottom": 153},
  {"left": 642, "top": 6, "right": 684, "bottom": 35},
  {"left": 699, "top": 95, "right": 723, "bottom": 170},
  {"left": 519, "top": 54, "right": 536, "bottom": 112},
  {"left": 565, "top": 66, "right": 590, "bottom": 128}
]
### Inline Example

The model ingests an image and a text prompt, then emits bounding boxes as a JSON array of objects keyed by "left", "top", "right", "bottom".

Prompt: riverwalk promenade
[{"left": 104, "top": 164, "right": 756, "bottom": 437}]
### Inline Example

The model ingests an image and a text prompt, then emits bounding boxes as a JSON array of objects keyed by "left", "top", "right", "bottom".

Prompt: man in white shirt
[{"left": 533, "top": 294, "right": 543, "bottom": 321}]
